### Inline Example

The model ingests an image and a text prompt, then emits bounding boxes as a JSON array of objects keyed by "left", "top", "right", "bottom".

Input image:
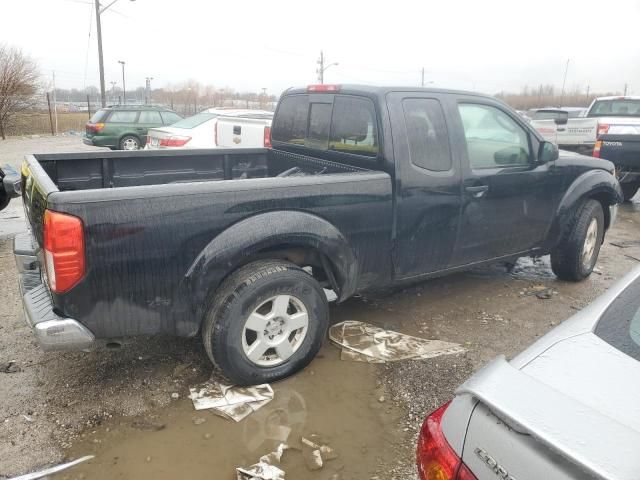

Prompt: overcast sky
[{"left": 2, "top": 0, "right": 639, "bottom": 96}]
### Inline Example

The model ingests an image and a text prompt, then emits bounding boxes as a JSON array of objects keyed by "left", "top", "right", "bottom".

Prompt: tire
[
  {"left": 119, "top": 135, "right": 140, "bottom": 150},
  {"left": 203, "top": 260, "right": 329, "bottom": 386},
  {"left": 551, "top": 199, "right": 604, "bottom": 281},
  {"left": 621, "top": 182, "right": 639, "bottom": 202}
]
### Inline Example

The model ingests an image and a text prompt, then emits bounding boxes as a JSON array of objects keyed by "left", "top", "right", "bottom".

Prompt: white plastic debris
[
  {"left": 329, "top": 320, "right": 465, "bottom": 363},
  {"left": 9, "top": 455, "right": 94, "bottom": 480},
  {"left": 189, "top": 379, "right": 274, "bottom": 422},
  {"left": 236, "top": 443, "right": 288, "bottom": 480},
  {"left": 301, "top": 436, "right": 338, "bottom": 471}
]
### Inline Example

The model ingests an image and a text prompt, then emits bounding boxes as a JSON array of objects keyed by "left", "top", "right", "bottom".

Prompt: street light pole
[
  {"left": 118, "top": 60, "right": 126, "bottom": 104},
  {"left": 94, "top": 0, "right": 136, "bottom": 107},
  {"left": 316, "top": 50, "right": 338, "bottom": 84}
]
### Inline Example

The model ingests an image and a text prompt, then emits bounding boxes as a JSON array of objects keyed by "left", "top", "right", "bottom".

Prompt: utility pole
[
  {"left": 145, "top": 77, "right": 153, "bottom": 105},
  {"left": 316, "top": 50, "right": 338, "bottom": 84},
  {"left": 586, "top": 84, "right": 590, "bottom": 104},
  {"left": 94, "top": 0, "right": 106, "bottom": 107},
  {"left": 110, "top": 81, "right": 116, "bottom": 104},
  {"left": 118, "top": 60, "right": 126, "bottom": 104},
  {"left": 559, "top": 58, "right": 570, "bottom": 107},
  {"left": 46, "top": 93, "right": 54, "bottom": 136},
  {"left": 624, "top": 83, "right": 628, "bottom": 96},
  {"left": 317, "top": 50, "right": 324, "bottom": 84},
  {"left": 421, "top": 67, "right": 425, "bottom": 87},
  {"left": 52, "top": 71, "right": 58, "bottom": 135}
]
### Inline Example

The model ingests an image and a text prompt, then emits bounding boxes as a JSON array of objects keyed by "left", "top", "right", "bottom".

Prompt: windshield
[
  {"left": 170, "top": 113, "right": 218, "bottom": 129},
  {"left": 595, "top": 274, "right": 640, "bottom": 361},
  {"left": 588, "top": 99, "right": 640, "bottom": 117}
]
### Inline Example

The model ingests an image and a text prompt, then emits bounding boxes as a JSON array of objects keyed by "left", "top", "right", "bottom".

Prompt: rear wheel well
[{"left": 235, "top": 245, "right": 340, "bottom": 294}]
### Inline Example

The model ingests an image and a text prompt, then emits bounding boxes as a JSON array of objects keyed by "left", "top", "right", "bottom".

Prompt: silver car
[{"left": 417, "top": 265, "right": 640, "bottom": 480}]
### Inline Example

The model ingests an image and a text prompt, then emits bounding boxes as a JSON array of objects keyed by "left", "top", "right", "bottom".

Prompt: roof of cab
[{"left": 283, "top": 84, "right": 492, "bottom": 100}]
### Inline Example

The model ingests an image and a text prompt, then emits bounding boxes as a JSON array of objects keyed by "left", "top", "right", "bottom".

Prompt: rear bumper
[{"left": 14, "top": 232, "right": 94, "bottom": 351}]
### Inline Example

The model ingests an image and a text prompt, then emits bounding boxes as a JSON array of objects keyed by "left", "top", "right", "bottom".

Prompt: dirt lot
[{"left": 0, "top": 137, "right": 639, "bottom": 479}]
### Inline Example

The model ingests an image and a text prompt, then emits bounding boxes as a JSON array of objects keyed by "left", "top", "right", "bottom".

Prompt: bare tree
[{"left": 0, "top": 45, "right": 40, "bottom": 140}]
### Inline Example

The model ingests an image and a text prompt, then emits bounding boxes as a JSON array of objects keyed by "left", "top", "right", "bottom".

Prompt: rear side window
[
  {"left": 402, "top": 98, "right": 452, "bottom": 171},
  {"left": 329, "top": 96, "right": 378, "bottom": 157},
  {"left": 161, "top": 111, "right": 182, "bottom": 125},
  {"left": 272, "top": 95, "right": 309, "bottom": 145},
  {"left": 595, "top": 276, "right": 640, "bottom": 362},
  {"left": 107, "top": 111, "right": 138, "bottom": 123},
  {"left": 138, "top": 110, "right": 162, "bottom": 124},
  {"left": 90, "top": 109, "right": 108, "bottom": 123}
]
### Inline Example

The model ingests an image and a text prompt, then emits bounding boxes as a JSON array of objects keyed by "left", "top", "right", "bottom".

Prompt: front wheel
[
  {"left": 202, "top": 260, "right": 329, "bottom": 386},
  {"left": 119, "top": 135, "right": 140, "bottom": 150},
  {"left": 551, "top": 199, "right": 604, "bottom": 281},
  {"left": 621, "top": 182, "right": 639, "bottom": 202}
]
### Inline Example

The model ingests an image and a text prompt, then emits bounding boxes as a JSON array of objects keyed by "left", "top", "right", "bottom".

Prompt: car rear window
[
  {"left": 107, "top": 111, "right": 138, "bottom": 123},
  {"left": 90, "top": 109, "right": 108, "bottom": 123},
  {"left": 595, "top": 274, "right": 640, "bottom": 361},
  {"left": 170, "top": 113, "right": 218, "bottom": 129},
  {"left": 272, "top": 94, "right": 379, "bottom": 158},
  {"left": 588, "top": 99, "right": 640, "bottom": 117},
  {"left": 161, "top": 111, "right": 182, "bottom": 125}
]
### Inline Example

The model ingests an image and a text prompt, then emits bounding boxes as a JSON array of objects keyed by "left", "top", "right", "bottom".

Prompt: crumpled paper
[
  {"left": 301, "top": 435, "right": 338, "bottom": 471},
  {"left": 329, "top": 320, "right": 465, "bottom": 363},
  {"left": 236, "top": 443, "right": 288, "bottom": 480},
  {"left": 189, "top": 380, "right": 274, "bottom": 422}
]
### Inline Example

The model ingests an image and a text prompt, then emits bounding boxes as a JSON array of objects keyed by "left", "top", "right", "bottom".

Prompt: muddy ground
[{"left": 0, "top": 136, "right": 639, "bottom": 479}]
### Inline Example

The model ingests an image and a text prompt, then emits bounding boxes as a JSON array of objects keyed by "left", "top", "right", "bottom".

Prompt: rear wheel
[
  {"left": 621, "top": 182, "right": 639, "bottom": 202},
  {"left": 203, "top": 260, "right": 329, "bottom": 386},
  {"left": 119, "top": 135, "right": 140, "bottom": 150},
  {"left": 551, "top": 199, "right": 604, "bottom": 281}
]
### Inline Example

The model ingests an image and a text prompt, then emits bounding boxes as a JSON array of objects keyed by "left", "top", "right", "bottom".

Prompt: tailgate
[
  {"left": 216, "top": 117, "right": 270, "bottom": 148},
  {"left": 598, "top": 134, "right": 640, "bottom": 168},
  {"left": 457, "top": 357, "right": 640, "bottom": 480},
  {"left": 21, "top": 155, "right": 58, "bottom": 247}
]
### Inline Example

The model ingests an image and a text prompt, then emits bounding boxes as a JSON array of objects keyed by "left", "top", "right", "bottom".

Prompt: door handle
[{"left": 465, "top": 185, "right": 489, "bottom": 198}]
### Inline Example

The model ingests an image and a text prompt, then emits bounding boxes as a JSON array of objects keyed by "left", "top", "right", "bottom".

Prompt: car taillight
[
  {"left": 146, "top": 135, "right": 152, "bottom": 145},
  {"left": 417, "top": 402, "right": 477, "bottom": 480},
  {"left": 307, "top": 84, "right": 340, "bottom": 92},
  {"left": 159, "top": 135, "right": 191, "bottom": 147},
  {"left": 85, "top": 122, "right": 104, "bottom": 133},
  {"left": 43, "top": 209, "right": 85, "bottom": 293},
  {"left": 264, "top": 126, "right": 272, "bottom": 148},
  {"left": 593, "top": 140, "right": 602, "bottom": 158},
  {"left": 597, "top": 123, "right": 610, "bottom": 136}
]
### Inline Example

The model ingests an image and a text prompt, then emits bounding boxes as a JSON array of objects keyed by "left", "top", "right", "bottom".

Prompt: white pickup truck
[
  {"left": 530, "top": 97, "right": 640, "bottom": 154},
  {"left": 145, "top": 108, "right": 273, "bottom": 150}
]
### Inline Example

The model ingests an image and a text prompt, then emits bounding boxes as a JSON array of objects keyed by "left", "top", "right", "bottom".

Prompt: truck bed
[{"left": 30, "top": 147, "right": 366, "bottom": 192}]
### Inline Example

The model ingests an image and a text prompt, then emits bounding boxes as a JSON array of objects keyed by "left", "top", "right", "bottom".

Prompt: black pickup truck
[
  {"left": 594, "top": 134, "right": 640, "bottom": 201},
  {"left": 15, "top": 85, "right": 622, "bottom": 385}
]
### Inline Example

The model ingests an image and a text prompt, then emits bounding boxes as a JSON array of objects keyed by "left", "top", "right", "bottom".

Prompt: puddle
[
  {"left": 57, "top": 343, "right": 405, "bottom": 480},
  {"left": 465, "top": 255, "right": 555, "bottom": 281}
]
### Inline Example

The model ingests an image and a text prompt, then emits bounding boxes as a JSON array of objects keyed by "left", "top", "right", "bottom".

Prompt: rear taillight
[
  {"left": 43, "top": 209, "right": 85, "bottom": 293},
  {"left": 85, "top": 122, "right": 105, "bottom": 133},
  {"left": 597, "top": 123, "right": 610, "bottom": 136},
  {"left": 417, "top": 402, "right": 477, "bottom": 480},
  {"left": 264, "top": 126, "right": 272, "bottom": 148},
  {"left": 593, "top": 140, "right": 602, "bottom": 158},
  {"left": 307, "top": 84, "right": 340, "bottom": 92},
  {"left": 159, "top": 135, "right": 191, "bottom": 147},
  {"left": 146, "top": 136, "right": 152, "bottom": 145}
]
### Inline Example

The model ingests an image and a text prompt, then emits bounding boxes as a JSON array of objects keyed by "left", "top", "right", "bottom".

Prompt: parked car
[
  {"left": 417, "top": 265, "right": 640, "bottom": 480},
  {"left": 83, "top": 105, "right": 183, "bottom": 150},
  {"left": 16, "top": 84, "right": 621, "bottom": 385},
  {"left": 594, "top": 134, "right": 640, "bottom": 201},
  {"left": 0, "top": 165, "right": 20, "bottom": 212},
  {"left": 529, "top": 107, "right": 597, "bottom": 154},
  {"left": 145, "top": 109, "right": 273, "bottom": 150}
]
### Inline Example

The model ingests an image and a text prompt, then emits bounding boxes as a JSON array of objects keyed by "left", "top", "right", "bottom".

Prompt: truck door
[
  {"left": 387, "top": 92, "right": 463, "bottom": 279},
  {"left": 450, "top": 99, "right": 561, "bottom": 265}
]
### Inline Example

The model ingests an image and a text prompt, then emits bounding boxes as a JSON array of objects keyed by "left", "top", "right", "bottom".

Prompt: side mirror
[
  {"left": 553, "top": 111, "right": 569, "bottom": 125},
  {"left": 538, "top": 141, "right": 559, "bottom": 163}
]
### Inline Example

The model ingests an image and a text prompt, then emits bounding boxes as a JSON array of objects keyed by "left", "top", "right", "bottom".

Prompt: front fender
[
  {"left": 183, "top": 210, "right": 357, "bottom": 321},
  {"left": 545, "top": 169, "right": 622, "bottom": 250}
]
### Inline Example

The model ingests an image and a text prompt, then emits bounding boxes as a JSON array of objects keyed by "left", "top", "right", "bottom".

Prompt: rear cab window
[
  {"left": 588, "top": 99, "right": 640, "bottom": 117},
  {"left": 106, "top": 111, "right": 139, "bottom": 123},
  {"left": 595, "top": 275, "right": 640, "bottom": 361},
  {"left": 272, "top": 93, "right": 379, "bottom": 159}
]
